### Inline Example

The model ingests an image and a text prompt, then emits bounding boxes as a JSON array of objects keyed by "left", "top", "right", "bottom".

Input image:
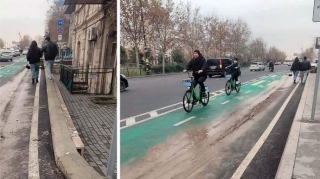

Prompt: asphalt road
[
  {"left": 121, "top": 65, "right": 291, "bottom": 119},
  {"left": 0, "top": 55, "right": 27, "bottom": 87}
]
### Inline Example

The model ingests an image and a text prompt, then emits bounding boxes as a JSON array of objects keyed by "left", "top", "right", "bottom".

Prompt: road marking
[
  {"left": 0, "top": 75, "right": 2, "bottom": 77},
  {"left": 7, "top": 70, "right": 10, "bottom": 72},
  {"left": 231, "top": 81, "right": 301, "bottom": 179},
  {"left": 245, "top": 91, "right": 251, "bottom": 94},
  {"left": 271, "top": 75, "right": 277, "bottom": 77},
  {"left": 173, "top": 116, "right": 196, "bottom": 126},
  {"left": 222, "top": 100, "right": 230, "bottom": 105},
  {"left": 126, "top": 117, "right": 136, "bottom": 126},
  {"left": 149, "top": 111, "right": 158, "bottom": 118},
  {"left": 252, "top": 80, "right": 265, "bottom": 86},
  {"left": 28, "top": 69, "right": 41, "bottom": 178}
]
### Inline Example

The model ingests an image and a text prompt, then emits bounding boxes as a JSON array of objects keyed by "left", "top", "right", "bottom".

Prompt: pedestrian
[
  {"left": 299, "top": 56, "right": 311, "bottom": 84},
  {"left": 41, "top": 37, "right": 58, "bottom": 80},
  {"left": 27, "top": 41, "right": 42, "bottom": 84},
  {"left": 290, "top": 57, "right": 300, "bottom": 83}
]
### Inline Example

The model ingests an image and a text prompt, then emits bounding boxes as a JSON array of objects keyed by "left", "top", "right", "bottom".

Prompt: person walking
[
  {"left": 41, "top": 37, "right": 58, "bottom": 80},
  {"left": 299, "top": 56, "right": 311, "bottom": 84},
  {"left": 290, "top": 57, "right": 300, "bottom": 83},
  {"left": 27, "top": 41, "right": 42, "bottom": 84}
]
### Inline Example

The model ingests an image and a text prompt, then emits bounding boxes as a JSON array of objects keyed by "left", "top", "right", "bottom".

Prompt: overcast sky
[
  {"left": 0, "top": 0, "right": 50, "bottom": 45},
  {"left": 181, "top": 0, "right": 320, "bottom": 59}
]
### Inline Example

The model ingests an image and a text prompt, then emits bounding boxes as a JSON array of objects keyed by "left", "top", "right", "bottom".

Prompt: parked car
[
  {"left": 14, "top": 50, "right": 20, "bottom": 56},
  {"left": 206, "top": 58, "right": 232, "bottom": 77},
  {"left": 0, "top": 50, "right": 13, "bottom": 62},
  {"left": 120, "top": 74, "right": 129, "bottom": 92},
  {"left": 287, "top": 62, "right": 293, "bottom": 66},
  {"left": 250, "top": 62, "right": 265, "bottom": 71},
  {"left": 311, "top": 60, "right": 318, "bottom": 73},
  {"left": 22, "top": 49, "right": 28, "bottom": 55}
]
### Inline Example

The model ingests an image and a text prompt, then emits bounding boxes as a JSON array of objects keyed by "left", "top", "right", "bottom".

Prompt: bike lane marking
[
  {"left": 0, "top": 58, "right": 27, "bottom": 78},
  {"left": 121, "top": 72, "right": 288, "bottom": 129},
  {"left": 121, "top": 74, "right": 284, "bottom": 166},
  {"left": 222, "top": 100, "right": 230, "bottom": 105}
]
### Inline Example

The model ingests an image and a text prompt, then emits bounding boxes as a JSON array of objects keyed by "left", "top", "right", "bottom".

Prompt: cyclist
[
  {"left": 183, "top": 50, "right": 208, "bottom": 101},
  {"left": 225, "top": 58, "right": 241, "bottom": 84},
  {"left": 269, "top": 61, "right": 274, "bottom": 71}
]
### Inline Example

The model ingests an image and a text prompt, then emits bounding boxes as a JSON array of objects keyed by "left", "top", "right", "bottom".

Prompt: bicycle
[
  {"left": 182, "top": 71, "right": 210, "bottom": 112},
  {"left": 225, "top": 71, "right": 241, "bottom": 95}
]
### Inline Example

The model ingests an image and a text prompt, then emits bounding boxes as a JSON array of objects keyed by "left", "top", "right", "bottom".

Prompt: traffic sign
[
  {"left": 57, "top": 27, "right": 64, "bottom": 34},
  {"left": 57, "top": 19, "right": 64, "bottom": 26},
  {"left": 58, "top": 35, "right": 62, "bottom": 41}
]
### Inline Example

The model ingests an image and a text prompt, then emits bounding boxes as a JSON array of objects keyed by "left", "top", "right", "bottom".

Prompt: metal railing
[{"left": 60, "top": 65, "right": 115, "bottom": 94}]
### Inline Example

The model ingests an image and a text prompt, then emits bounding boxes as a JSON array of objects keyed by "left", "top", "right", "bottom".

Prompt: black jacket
[
  {"left": 41, "top": 41, "right": 58, "bottom": 60},
  {"left": 300, "top": 60, "right": 311, "bottom": 71},
  {"left": 186, "top": 57, "right": 207, "bottom": 77},
  {"left": 291, "top": 61, "right": 300, "bottom": 71},
  {"left": 27, "top": 48, "right": 42, "bottom": 64},
  {"left": 269, "top": 62, "right": 274, "bottom": 67},
  {"left": 227, "top": 63, "right": 241, "bottom": 74}
]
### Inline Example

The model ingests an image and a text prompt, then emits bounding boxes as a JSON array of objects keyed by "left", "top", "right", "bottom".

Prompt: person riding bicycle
[
  {"left": 225, "top": 58, "right": 241, "bottom": 84},
  {"left": 183, "top": 50, "right": 207, "bottom": 100},
  {"left": 269, "top": 61, "right": 274, "bottom": 71}
]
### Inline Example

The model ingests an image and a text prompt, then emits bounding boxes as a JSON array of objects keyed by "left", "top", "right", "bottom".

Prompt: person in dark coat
[
  {"left": 291, "top": 57, "right": 300, "bottom": 83},
  {"left": 41, "top": 37, "right": 58, "bottom": 80},
  {"left": 183, "top": 50, "right": 208, "bottom": 99},
  {"left": 226, "top": 58, "right": 241, "bottom": 84},
  {"left": 299, "top": 56, "right": 311, "bottom": 84},
  {"left": 27, "top": 41, "right": 42, "bottom": 84}
]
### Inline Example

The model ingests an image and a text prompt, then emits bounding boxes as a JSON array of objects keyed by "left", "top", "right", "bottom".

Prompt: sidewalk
[
  {"left": 276, "top": 73, "right": 320, "bottom": 179},
  {"left": 53, "top": 75, "right": 116, "bottom": 177}
]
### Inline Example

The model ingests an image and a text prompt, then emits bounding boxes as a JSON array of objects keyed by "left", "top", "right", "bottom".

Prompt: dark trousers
[
  {"left": 231, "top": 72, "right": 240, "bottom": 81},
  {"left": 194, "top": 75, "right": 207, "bottom": 92}
]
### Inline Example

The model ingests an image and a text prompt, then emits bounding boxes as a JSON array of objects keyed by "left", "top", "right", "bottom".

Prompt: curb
[
  {"left": 275, "top": 76, "right": 310, "bottom": 178},
  {"left": 46, "top": 76, "right": 104, "bottom": 179}
]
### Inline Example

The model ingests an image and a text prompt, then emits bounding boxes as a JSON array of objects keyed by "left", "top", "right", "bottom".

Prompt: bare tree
[
  {"left": 19, "top": 35, "right": 31, "bottom": 49},
  {"left": 266, "top": 46, "right": 287, "bottom": 62},
  {"left": 0, "top": 38, "right": 4, "bottom": 48},
  {"left": 121, "top": 0, "right": 147, "bottom": 67},
  {"left": 229, "top": 19, "right": 251, "bottom": 58},
  {"left": 248, "top": 38, "right": 267, "bottom": 62},
  {"left": 176, "top": 2, "right": 203, "bottom": 58},
  {"left": 148, "top": 0, "right": 178, "bottom": 73}
]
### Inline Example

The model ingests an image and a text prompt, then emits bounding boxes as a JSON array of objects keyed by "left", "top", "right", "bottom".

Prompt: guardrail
[{"left": 59, "top": 65, "right": 114, "bottom": 94}]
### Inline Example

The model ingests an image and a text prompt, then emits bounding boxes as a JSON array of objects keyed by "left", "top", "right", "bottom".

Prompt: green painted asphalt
[
  {"left": 0, "top": 58, "right": 27, "bottom": 78},
  {"left": 120, "top": 74, "right": 283, "bottom": 166}
]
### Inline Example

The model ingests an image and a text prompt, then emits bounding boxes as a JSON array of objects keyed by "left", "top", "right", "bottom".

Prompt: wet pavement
[
  {"left": 0, "top": 68, "right": 63, "bottom": 178},
  {"left": 120, "top": 72, "right": 305, "bottom": 179}
]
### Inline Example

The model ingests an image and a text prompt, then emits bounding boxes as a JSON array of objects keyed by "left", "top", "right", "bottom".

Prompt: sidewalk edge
[
  {"left": 275, "top": 78, "right": 310, "bottom": 179},
  {"left": 46, "top": 77, "right": 104, "bottom": 179}
]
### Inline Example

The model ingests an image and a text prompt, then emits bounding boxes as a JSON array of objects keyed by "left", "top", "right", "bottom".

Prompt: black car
[
  {"left": 120, "top": 74, "right": 129, "bottom": 92},
  {"left": 206, "top": 58, "right": 233, "bottom": 77}
]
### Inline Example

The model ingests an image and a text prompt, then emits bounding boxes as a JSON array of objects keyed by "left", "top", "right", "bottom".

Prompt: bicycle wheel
[
  {"left": 225, "top": 80, "right": 232, "bottom": 95},
  {"left": 201, "top": 92, "right": 210, "bottom": 106},
  {"left": 235, "top": 82, "right": 241, "bottom": 93},
  {"left": 183, "top": 90, "right": 194, "bottom": 112}
]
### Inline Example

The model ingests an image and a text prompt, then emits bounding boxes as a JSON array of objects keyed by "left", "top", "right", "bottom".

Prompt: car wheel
[{"left": 120, "top": 81, "right": 126, "bottom": 92}]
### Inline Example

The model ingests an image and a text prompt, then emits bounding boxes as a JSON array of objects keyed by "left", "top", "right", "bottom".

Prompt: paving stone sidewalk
[{"left": 53, "top": 75, "right": 116, "bottom": 177}]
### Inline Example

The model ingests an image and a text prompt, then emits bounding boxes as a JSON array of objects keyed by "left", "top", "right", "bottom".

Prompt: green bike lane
[
  {"left": 121, "top": 73, "right": 284, "bottom": 167},
  {"left": 0, "top": 58, "right": 27, "bottom": 86}
]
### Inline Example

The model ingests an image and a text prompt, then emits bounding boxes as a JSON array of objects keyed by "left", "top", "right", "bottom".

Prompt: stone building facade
[{"left": 64, "top": 0, "right": 117, "bottom": 96}]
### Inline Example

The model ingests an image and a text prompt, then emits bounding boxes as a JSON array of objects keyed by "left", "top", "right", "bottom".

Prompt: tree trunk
[
  {"left": 134, "top": 44, "right": 139, "bottom": 68},
  {"left": 162, "top": 51, "right": 165, "bottom": 74}
]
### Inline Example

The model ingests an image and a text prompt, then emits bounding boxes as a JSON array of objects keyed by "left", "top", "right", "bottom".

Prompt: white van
[{"left": 250, "top": 62, "right": 265, "bottom": 71}]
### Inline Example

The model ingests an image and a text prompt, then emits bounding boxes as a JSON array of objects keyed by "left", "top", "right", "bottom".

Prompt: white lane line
[
  {"left": 252, "top": 80, "right": 265, "bottom": 86},
  {"left": 271, "top": 75, "right": 277, "bottom": 77},
  {"left": 245, "top": 91, "right": 251, "bottom": 94},
  {"left": 28, "top": 69, "right": 41, "bottom": 178},
  {"left": 7, "top": 70, "right": 10, "bottom": 72},
  {"left": 149, "top": 111, "right": 158, "bottom": 118},
  {"left": 231, "top": 81, "right": 301, "bottom": 179},
  {"left": 222, "top": 100, "right": 230, "bottom": 105},
  {"left": 173, "top": 116, "right": 196, "bottom": 127},
  {"left": 125, "top": 117, "right": 136, "bottom": 126}
]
